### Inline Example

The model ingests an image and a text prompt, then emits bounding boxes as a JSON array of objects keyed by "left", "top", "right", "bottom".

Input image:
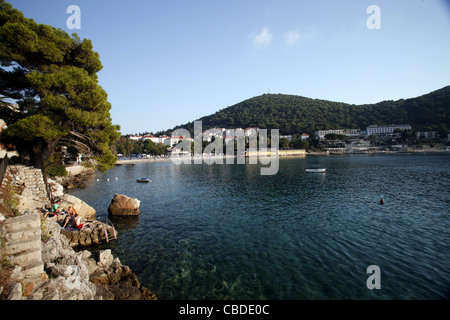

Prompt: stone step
[
  {"left": 24, "top": 174, "right": 40, "bottom": 178},
  {"left": 32, "top": 190, "right": 46, "bottom": 196},
  {"left": 21, "top": 261, "right": 45, "bottom": 278},
  {"left": 2, "top": 212, "right": 45, "bottom": 280},
  {"left": 8, "top": 247, "right": 42, "bottom": 267},
  {"left": 5, "top": 226, "right": 41, "bottom": 242},
  {"left": 25, "top": 176, "right": 43, "bottom": 180},
  {"left": 2, "top": 213, "right": 41, "bottom": 232},
  {"left": 5, "top": 235, "right": 42, "bottom": 255}
]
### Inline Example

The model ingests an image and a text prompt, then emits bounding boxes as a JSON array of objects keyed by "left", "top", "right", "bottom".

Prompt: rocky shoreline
[
  {"left": 0, "top": 164, "right": 157, "bottom": 300},
  {"left": 1, "top": 215, "right": 157, "bottom": 300},
  {"left": 56, "top": 166, "right": 96, "bottom": 190}
]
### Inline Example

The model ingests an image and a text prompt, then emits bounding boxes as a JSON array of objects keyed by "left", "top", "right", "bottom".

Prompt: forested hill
[{"left": 168, "top": 86, "right": 450, "bottom": 135}]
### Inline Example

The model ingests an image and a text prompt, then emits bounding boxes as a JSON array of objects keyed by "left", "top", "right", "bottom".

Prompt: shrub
[{"left": 45, "top": 152, "right": 68, "bottom": 177}]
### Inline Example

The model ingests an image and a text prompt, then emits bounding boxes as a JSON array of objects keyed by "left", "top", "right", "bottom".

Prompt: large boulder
[
  {"left": 47, "top": 179, "right": 64, "bottom": 198},
  {"left": 108, "top": 194, "right": 140, "bottom": 216}
]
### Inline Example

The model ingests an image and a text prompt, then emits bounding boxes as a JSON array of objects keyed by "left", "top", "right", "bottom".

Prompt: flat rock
[{"left": 60, "top": 194, "right": 96, "bottom": 220}]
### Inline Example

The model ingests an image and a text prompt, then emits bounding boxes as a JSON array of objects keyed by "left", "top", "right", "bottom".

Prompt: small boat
[
  {"left": 136, "top": 177, "right": 151, "bottom": 183},
  {"left": 305, "top": 168, "right": 326, "bottom": 173}
]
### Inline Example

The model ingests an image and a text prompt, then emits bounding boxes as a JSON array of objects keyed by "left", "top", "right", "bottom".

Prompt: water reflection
[{"left": 109, "top": 215, "right": 140, "bottom": 231}]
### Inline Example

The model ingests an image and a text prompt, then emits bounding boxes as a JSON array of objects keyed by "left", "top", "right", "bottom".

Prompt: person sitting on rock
[
  {"left": 71, "top": 213, "right": 83, "bottom": 230},
  {"left": 62, "top": 206, "right": 77, "bottom": 229},
  {"left": 66, "top": 205, "right": 77, "bottom": 216},
  {"left": 41, "top": 200, "right": 62, "bottom": 218}
]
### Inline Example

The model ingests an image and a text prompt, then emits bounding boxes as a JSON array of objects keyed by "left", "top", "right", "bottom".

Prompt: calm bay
[{"left": 69, "top": 153, "right": 450, "bottom": 299}]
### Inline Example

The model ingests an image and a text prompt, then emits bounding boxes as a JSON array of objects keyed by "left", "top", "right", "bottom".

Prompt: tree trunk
[
  {"left": 31, "top": 140, "right": 56, "bottom": 170},
  {"left": 31, "top": 139, "right": 58, "bottom": 203}
]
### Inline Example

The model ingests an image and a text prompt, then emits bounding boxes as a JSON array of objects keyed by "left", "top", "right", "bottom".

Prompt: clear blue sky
[{"left": 8, "top": 0, "right": 450, "bottom": 135}]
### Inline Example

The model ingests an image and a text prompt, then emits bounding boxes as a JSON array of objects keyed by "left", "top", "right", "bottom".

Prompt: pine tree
[{"left": 0, "top": 0, "right": 120, "bottom": 172}]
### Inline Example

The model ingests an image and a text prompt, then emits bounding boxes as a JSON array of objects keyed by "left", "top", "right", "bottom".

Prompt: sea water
[{"left": 69, "top": 153, "right": 450, "bottom": 299}]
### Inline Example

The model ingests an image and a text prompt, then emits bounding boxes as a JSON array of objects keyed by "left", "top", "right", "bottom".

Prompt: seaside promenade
[{"left": 114, "top": 147, "right": 449, "bottom": 166}]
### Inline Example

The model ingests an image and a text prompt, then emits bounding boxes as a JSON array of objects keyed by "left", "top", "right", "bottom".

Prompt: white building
[
  {"left": 343, "top": 129, "right": 361, "bottom": 137},
  {"left": 128, "top": 135, "right": 142, "bottom": 141},
  {"left": 300, "top": 133, "right": 309, "bottom": 141},
  {"left": 315, "top": 130, "right": 342, "bottom": 139},
  {"left": 143, "top": 135, "right": 171, "bottom": 144},
  {"left": 141, "top": 135, "right": 159, "bottom": 143},
  {"left": 315, "top": 129, "right": 361, "bottom": 139},
  {"left": 280, "top": 135, "right": 293, "bottom": 141},
  {"left": 244, "top": 127, "right": 259, "bottom": 137},
  {"left": 164, "top": 136, "right": 193, "bottom": 147},
  {"left": 366, "top": 124, "right": 411, "bottom": 136},
  {"left": 203, "top": 129, "right": 224, "bottom": 142}
]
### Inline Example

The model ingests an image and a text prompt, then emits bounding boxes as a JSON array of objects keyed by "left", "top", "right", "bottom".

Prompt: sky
[{"left": 7, "top": 0, "right": 450, "bottom": 135}]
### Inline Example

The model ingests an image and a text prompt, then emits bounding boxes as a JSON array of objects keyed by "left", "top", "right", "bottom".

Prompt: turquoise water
[{"left": 69, "top": 153, "right": 450, "bottom": 299}]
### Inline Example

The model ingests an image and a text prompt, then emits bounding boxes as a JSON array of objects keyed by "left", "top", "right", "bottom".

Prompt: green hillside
[{"left": 169, "top": 86, "right": 450, "bottom": 136}]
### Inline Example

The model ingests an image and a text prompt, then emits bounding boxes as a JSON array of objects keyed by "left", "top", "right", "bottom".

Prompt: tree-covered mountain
[{"left": 167, "top": 86, "right": 450, "bottom": 136}]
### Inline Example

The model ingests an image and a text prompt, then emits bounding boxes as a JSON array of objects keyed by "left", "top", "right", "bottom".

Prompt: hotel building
[{"left": 366, "top": 124, "right": 411, "bottom": 136}]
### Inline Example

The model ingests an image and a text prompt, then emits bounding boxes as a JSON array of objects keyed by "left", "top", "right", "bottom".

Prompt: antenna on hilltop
[{"left": 268, "top": 88, "right": 270, "bottom": 94}]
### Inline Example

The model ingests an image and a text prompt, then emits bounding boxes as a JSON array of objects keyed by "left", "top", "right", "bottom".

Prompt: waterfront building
[
  {"left": 366, "top": 124, "right": 411, "bottom": 136},
  {"left": 141, "top": 135, "right": 160, "bottom": 144},
  {"left": 315, "top": 129, "right": 341, "bottom": 139},
  {"left": 164, "top": 136, "right": 193, "bottom": 147},
  {"left": 135, "top": 135, "right": 170, "bottom": 144},
  {"left": 315, "top": 129, "right": 361, "bottom": 139},
  {"left": 342, "top": 129, "right": 362, "bottom": 137}
]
